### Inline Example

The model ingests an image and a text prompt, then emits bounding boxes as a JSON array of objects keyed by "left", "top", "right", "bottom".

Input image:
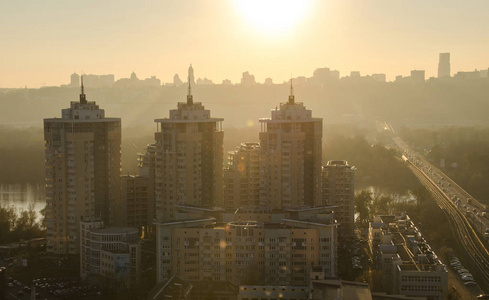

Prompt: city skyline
[{"left": 2, "top": 0, "right": 489, "bottom": 88}]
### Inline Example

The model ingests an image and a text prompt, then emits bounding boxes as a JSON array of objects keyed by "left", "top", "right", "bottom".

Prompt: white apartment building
[{"left": 80, "top": 220, "right": 141, "bottom": 288}]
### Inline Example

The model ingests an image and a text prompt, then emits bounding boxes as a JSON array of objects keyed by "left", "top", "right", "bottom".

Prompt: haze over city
[
  {"left": 3, "top": 1, "right": 489, "bottom": 300},
  {"left": 2, "top": 0, "right": 489, "bottom": 88}
]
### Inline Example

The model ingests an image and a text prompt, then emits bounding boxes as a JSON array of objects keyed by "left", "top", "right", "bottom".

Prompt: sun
[{"left": 235, "top": 0, "right": 311, "bottom": 35}]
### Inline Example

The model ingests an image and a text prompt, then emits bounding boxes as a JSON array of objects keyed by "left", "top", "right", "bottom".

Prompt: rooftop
[{"left": 90, "top": 227, "right": 139, "bottom": 235}]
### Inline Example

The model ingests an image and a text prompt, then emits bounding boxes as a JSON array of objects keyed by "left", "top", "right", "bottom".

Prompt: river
[{"left": 0, "top": 183, "right": 45, "bottom": 221}]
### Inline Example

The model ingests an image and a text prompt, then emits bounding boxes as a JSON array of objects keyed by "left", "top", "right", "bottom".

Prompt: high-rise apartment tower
[
  {"left": 154, "top": 72, "right": 224, "bottom": 221},
  {"left": 44, "top": 79, "right": 121, "bottom": 254},
  {"left": 259, "top": 83, "right": 322, "bottom": 209}
]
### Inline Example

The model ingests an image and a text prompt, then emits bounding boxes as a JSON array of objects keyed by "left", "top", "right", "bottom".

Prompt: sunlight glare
[{"left": 235, "top": 0, "right": 311, "bottom": 35}]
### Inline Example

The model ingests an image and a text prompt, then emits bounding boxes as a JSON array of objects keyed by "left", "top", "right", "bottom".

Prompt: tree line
[
  {"left": 400, "top": 126, "right": 489, "bottom": 203},
  {"left": 0, "top": 204, "right": 45, "bottom": 245}
]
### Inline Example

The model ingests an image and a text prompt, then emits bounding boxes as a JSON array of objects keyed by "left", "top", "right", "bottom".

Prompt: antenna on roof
[
  {"left": 288, "top": 76, "right": 295, "bottom": 105},
  {"left": 187, "top": 74, "right": 193, "bottom": 105},
  {"left": 80, "top": 75, "right": 87, "bottom": 104}
]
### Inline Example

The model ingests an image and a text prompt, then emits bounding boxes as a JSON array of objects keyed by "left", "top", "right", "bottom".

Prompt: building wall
[
  {"left": 121, "top": 175, "right": 154, "bottom": 233},
  {"left": 223, "top": 142, "right": 260, "bottom": 209},
  {"left": 396, "top": 268, "right": 447, "bottom": 300},
  {"left": 156, "top": 219, "right": 336, "bottom": 286},
  {"left": 238, "top": 285, "right": 309, "bottom": 300},
  {"left": 80, "top": 221, "right": 141, "bottom": 288}
]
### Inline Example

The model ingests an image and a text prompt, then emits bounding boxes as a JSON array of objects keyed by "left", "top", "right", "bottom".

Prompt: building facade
[
  {"left": 322, "top": 160, "right": 356, "bottom": 237},
  {"left": 223, "top": 142, "right": 260, "bottom": 209},
  {"left": 44, "top": 81, "right": 121, "bottom": 254},
  {"left": 154, "top": 81, "right": 224, "bottom": 221},
  {"left": 80, "top": 220, "right": 141, "bottom": 288},
  {"left": 121, "top": 175, "right": 154, "bottom": 236},
  {"left": 259, "top": 85, "right": 322, "bottom": 209},
  {"left": 155, "top": 208, "right": 337, "bottom": 287}
]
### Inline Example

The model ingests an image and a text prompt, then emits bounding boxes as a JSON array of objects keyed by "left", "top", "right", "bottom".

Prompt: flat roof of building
[
  {"left": 258, "top": 118, "right": 322, "bottom": 123},
  {"left": 91, "top": 227, "right": 138, "bottom": 235},
  {"left": 44, "top": 117, "right": 120, "bottom": 123},
  {"left": 155, "top": 118, "right": 224, "bottom": 123}
]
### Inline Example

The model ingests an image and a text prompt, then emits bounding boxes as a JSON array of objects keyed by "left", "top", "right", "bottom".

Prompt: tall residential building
[
  {"left": 438, "top": 53, "right": 450, "bottom": 78},
  {"left": 44, "top": 79, "right": 121, "bottom": 254},
  {"left": 259, "top": 84, "right": 322, "bottom": 209},
  {"left": 154, "top": 78, "right": 224, "bottom": 221},
  {"left": 322, "top": 160, "right": 356, "bottom": 237},
  {"left": 223, "top": 142, "right": 260, "bottom": 209}
]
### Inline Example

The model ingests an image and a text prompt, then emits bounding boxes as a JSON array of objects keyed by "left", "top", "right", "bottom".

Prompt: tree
[
  {"left": 355, "top": 190, "right": 373, "bottom": 225},
  {"left": 372, "top": 195, "right": 393, "bottom": 215}
]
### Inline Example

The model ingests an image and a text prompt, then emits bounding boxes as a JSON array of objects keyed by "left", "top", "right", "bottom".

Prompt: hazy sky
[{"left": 2, "top": 0, "right": 489, "bottom": 88}]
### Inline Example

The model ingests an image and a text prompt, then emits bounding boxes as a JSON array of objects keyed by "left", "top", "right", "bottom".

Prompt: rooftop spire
[
  {"left": 187, "top": 75, "right": 193, "bottom": 105},
  {"left": 80, "top": 75, "right": 87, "bottom": 104},
  {"left": 288, "top": 78, "right": 295, "bottom": 105}
]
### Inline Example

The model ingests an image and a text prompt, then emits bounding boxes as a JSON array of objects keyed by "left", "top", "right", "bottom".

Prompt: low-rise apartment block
[
  {"left": 80, "top": 220, "right": 141, "bottom": 288},
  {"left": 156, "top": 207, "right": 337, "bottom": 287}
]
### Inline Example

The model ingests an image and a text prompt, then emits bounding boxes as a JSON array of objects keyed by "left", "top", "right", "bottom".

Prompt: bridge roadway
[
  {"left": 381, "top": 125, "right": 489, "bottom": 292},
  {"left": 408, "top": 161, "right": 489, "bottom": 291}
]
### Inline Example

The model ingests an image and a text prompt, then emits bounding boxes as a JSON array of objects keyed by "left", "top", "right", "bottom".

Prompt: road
[{"left": 379, "top": 121, "right": 489, "bottom": 292}]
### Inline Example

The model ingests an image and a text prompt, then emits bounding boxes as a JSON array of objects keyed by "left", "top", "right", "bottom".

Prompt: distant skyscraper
[
  {"left": 350, "top": 71, "right": 361, "bottom": 78},
  {"left": 223, "top": 142, "right": 260, "bottom": 209},
  {"left": 70, "top": 73, "right": 80, "bottom": 87},
  {"left": 188, "top": 64, "right": 195, "bottom": 85},
  {"left": 264, "top": 78, "right": 273, "bottom": 85},
  {"left": 438, "top": 53, "right": 451, "bottom": 78},
  {"left": 410, "top": 70, "right": 425, "bottom": 82},
  {"left": 154, "top": 75, "right": 224, "bottom": 221},
  {"left": 241, "top": 71, "right": 256, "bottom": 86},
  {"left": 259, "top": 83, "right": 323, "bottom": 209},
  {"left": 371, "top": 73, "right": 386, "bottom": 82},
  {"left": 44, "top": 78, "right": 121, "bottom": 254},
  {"left": 312, "top": 67, "right": 340, "bottom": 84},
  {"left": 173, "top": 74, "right": 183, "bottom": 86},
  {"left": 322, "top": 160, "right": 356, "bottom": 237}
]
